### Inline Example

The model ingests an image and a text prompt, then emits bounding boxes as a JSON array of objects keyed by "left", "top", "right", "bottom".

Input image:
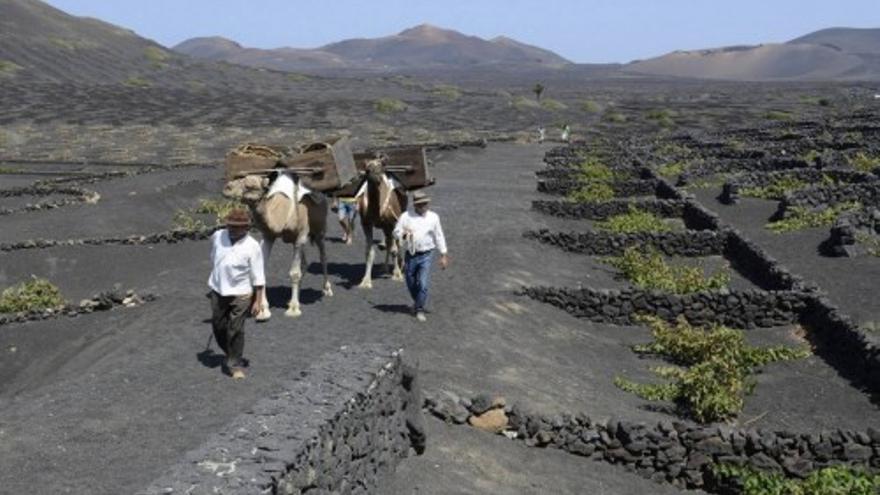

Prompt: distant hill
[
  {"left": 0, "top": 0, "right": 184, "bottom": 83},
  {"left": 173, "top": 36, "right": 348, "bottom": 70},
  {"left": 625, "top": 43, "right": 866, "bottom": 80},
  {"left": 788, "top": 27, "right": 880, "bottom": 56},
  {"left": 0, "top": 0, "right": 337, "bottom": 91},
  {"left": 174, "top": 24, "right": 572, "bottom": 70},
  {"left": 626, "top": 27, "right": 880, "bottom": 81}
]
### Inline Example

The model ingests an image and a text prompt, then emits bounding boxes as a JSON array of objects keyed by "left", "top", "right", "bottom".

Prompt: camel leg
[
  {"left": 286, "top": 242, "right": 304, "bottom": 318},
  {"left": 317, "top": 237, "right": 333, "bottom": 297},
  {"left": 358, "top": 227, "right": 375, "bottom": 289},
  {"left": 256, "top": 237, "right": 274, "bottom": 321},
  {"left": 389, "top": 234, "right": 404, "bottom": 281}
]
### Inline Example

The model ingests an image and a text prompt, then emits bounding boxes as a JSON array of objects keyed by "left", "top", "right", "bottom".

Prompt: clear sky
[{"left": 43, "top": 0, "right": 880, "bottom": 64}]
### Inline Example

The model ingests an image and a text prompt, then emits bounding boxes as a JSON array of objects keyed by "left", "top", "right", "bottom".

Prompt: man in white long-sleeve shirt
[
  {"left": 393, "top": 190, "right": 449, "bottom": 322},
  {"left": 208, "top": 209, "right": 265, "bottom": 379}
]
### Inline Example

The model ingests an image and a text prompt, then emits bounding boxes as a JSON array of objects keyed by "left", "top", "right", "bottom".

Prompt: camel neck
[{"left": 367, "top": 175, "right": 388, "bottom": 217}]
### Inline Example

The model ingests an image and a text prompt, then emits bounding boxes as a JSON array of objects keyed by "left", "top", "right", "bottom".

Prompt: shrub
[
  {"left": 575, "top": 157, "right": 616, "bottom": 182},
  {"left": 739, "top": 176, "right": 808, "bottom": 200},
  {"left": 655, "top": 143, "right": 694, "bottom": 158},
  {"left": 286, "top": 73, "right": 310, "bottom": 82},
  {"left": 799, "top": 95, "right": 832, "bottom": 108},
  {"left": 187, "top": 80, "right": 207, "bottom": 91},
  {"left": 801, "top": 149, "right": 821, "bottom": 165},
  {"left": 580, "top": 99, "right": 601, "bottom": 113},
  {"left": 0, "top": 60, "right": 22, "bottom": 76},
  {"left": 565, "top": 156, "right": 627, "bottom": 203},
  {"left": 540, "top": 98, "right": 568, "bottom": 111},
  {"left": 712, "top": 464, "right": 880, "bottom": 495},
  {"left": 512, "top": 96, "right": 541, "bottom": 110},
  {"left": 567, "top": 182, "right": 615, "bottom": 203},
  {"left": 604, "top": 247, "right": 730, "bottom": 294},
  {"left": 595, "top": 206, "right": 674, "bottom": 233},
  {"left": 841, "top": 131, "right": 864, "bottom": 144},
  {"left": 49, "top": 37, "right": 78, "bottom": 50},
  {"left": 124, "top": 76, "right": 151, "bottom": 88},
  {"left": 144, "top": 46, "right": 170, "bottom": 69},
  {"left": 658, "top": 161, "right": 688, "bottom": 178},
  {"left": 726, "top": 139, "right": 747, "bottom": 153},
  {"left": 683, "top": 174, "right": 731, "bottom": 191},
  {"left": 855, "top": 233, "right": 880, "bottom": 257},
  {"left": 616, "top": 316, "right": 810, "bottom": 422},
  {"left": 0, "top": 277, "right": 66, "bottom": 313},
  {"left": 646, "top": 109, "right": 677, "bottom": 128},
  {"left": 849, "top": 152, "right": 880, "bottom": 172},
  {"left": 765, "top": 110, "right": 793, "bottom": 121},
  {"left": 432, "top": 84, "right": 461, "bottom": 101},
  {"left": 375, "top": 98, "right": 407, "bottom": 113},
  {"left": 172, "top": 209, "right": 206, "bottom": 231},
  {"left": 602, "top": 110, "right": 627, "bottom": 123},
  {"left": 767, "top": 202, "right": 861, "bottom": 233},
  {"left": 195, "top": 198, "right": 244, "bottom": 224}
]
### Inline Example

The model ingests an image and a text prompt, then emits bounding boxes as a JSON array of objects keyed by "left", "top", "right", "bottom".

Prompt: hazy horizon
[{"left": 43, "top": 0, "right": 880, "bottom": 64}]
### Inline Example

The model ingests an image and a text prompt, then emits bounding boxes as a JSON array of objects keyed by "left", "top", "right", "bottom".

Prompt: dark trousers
[
  {"left": 404, "top": 250, "right": 434, "bottom": 312},
  {"left": 210, "top": 291, "right": 250, "bottom": 369}
]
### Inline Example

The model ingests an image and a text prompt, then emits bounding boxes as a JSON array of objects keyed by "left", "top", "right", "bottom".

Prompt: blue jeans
[{"left": 404, "top": 250, "right": 434, "bottom": 312}]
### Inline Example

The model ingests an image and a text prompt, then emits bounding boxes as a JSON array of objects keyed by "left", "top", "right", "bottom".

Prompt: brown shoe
[{"left": 231, "top": 368, "right": 246, "bottom": 380}]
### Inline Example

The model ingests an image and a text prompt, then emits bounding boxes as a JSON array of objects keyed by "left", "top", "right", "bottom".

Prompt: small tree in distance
[{"left": 533, "top": 83, "right": 545, "bottom": 102}]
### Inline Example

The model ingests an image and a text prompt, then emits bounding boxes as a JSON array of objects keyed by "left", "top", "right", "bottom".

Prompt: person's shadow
[
  {"left": 197, "top": 348, "right": 224, "bottom": 370},
  {"left": 373, "top": 303, "right": 414, "bottom": 315}
]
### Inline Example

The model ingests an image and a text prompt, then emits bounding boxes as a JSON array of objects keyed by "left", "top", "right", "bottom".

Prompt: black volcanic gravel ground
[
  {"left": 0, "top": 144, "right": 877, "bottom": 494},
  {"left": 690, "top": 187, "right": 880, "bottom": 324}
]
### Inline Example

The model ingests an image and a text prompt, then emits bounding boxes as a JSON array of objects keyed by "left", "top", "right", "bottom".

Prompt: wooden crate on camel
[
  {"left": 224, "top": 136, "right": 357, "bottom": 192},
  {"left": 337, "top": 145, "right": 433, "bottom": 197}
]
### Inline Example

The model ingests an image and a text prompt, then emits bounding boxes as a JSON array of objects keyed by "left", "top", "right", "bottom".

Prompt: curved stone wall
[
  {"left": 524, "top": 229, "right": 724, "bottom": 257},
  {"left": 141, "top": 345, "right": 424, "bottom": 495},
  {"left": 425, "top": 391, "right": 880, "bottom": 491}
]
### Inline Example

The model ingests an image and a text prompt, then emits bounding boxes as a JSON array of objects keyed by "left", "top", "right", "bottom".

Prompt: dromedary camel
[
  {"left": 357, "top": 157, "right": 408, "bottom": 289},
  {"left": 223, "top": 172, "right": 332, "bottom": 319}
]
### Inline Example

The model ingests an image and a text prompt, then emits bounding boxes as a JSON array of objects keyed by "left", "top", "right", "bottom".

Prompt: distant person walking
[
  {"left": 538, "top": 125, "right": 546, "bottom": 143},
  {"left": 394, "top": 190, "right": 449, "bottom": 322},
  {"left": 207, "top": 209, "right": 265, "bottom": 379},
  {"left": 561, "top": 124, "right": 571, "bottom": 143},
  {"left": 334, "top": 196, "right": 358, "bottom": 244}
]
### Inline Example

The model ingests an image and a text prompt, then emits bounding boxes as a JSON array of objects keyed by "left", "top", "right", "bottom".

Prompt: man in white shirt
[
  {"left": 393, "top": 190, "right": 449, "bottom": 322},
  {"left": 208, "top": 209, "right": 265, "bottom": 379}
]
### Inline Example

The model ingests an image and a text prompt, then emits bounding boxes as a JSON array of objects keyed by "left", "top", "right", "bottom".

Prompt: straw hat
[
  {"left": 225, "top": 208, "right": 251, "bottom": 227},
  {"left": 412, "top": 190, "right": 431, "bottom": 205}
]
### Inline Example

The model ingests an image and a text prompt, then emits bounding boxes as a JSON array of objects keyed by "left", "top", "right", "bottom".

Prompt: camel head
[
  {"left": 223, "top": 175, "right": 268, "bottom": 205},
  {"left": 364, "top": 153, "right": 389, "bottom": 184}
]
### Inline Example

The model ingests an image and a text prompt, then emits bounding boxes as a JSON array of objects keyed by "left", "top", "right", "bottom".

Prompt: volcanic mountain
[
  {"left": 0, "top": 0, "right": 330, "bottom": 90},
  {"left": 173, "top": 24, "right": 571, "bottom": 71},
  {"left": 0, "top": 0, "right": 185, "bottom": 83},
  {"left": 625, "top": 27, "right": 880, "bottom": 81}
]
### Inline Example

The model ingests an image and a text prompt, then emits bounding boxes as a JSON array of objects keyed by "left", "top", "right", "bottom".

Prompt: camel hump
[{"left": 257, "top": 194, "right": 292, "bottom": 236}]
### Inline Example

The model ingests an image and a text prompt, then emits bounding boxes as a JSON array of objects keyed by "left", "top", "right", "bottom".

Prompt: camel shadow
[
  {"left": 307, "top": 261, "right": 377, "bottom": 288},
  {"left": 326, "top": 235, "right": 350, "bottom": 244},
  {"left": 266, "top": 286, "right": 325, "bottom": 308}
]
